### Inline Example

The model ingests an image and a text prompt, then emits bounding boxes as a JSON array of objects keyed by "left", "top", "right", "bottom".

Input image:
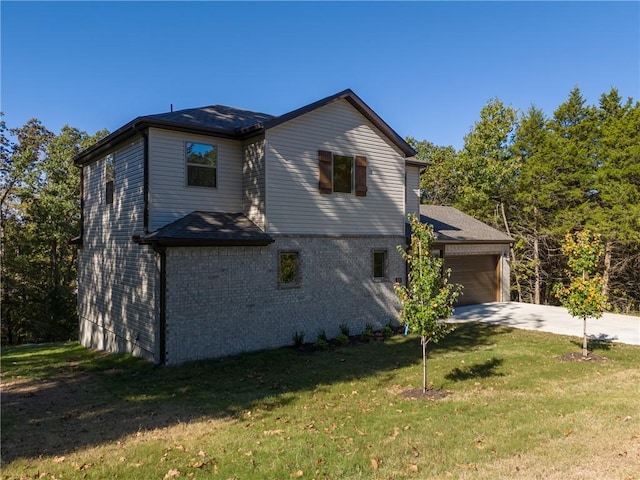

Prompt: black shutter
[
  {"left": 355, "top": 155, "right": 367, "bottom": 197},
  {"left": 318, "top": 150, "right": 332, "bottom": 194}
]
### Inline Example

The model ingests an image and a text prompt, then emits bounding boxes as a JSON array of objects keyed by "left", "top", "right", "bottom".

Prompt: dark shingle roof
[
  {"left": 137, "top": 211, "right": 274, "bottom": 247},
  {"left": 73, "top": 89, "right": 418, "bottom": 165},
  {"left": 146, "top": 105, "right": 275, "bottom": 132},
  {"left": 419, "top": 206, "right": 513, "bottom": 243}
]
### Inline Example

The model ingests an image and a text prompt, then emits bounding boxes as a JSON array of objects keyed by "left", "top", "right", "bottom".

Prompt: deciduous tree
[{"left": 395, "top": 215, "right": 462, "bottom": 392}]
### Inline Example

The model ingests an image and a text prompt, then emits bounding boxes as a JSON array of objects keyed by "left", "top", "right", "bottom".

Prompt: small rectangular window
[
  {"left": 105, "top": 154, "right": 114, "bottom": 205},
  {"left": 279, "top": 251, "right": 300, "bottom": 287},
  {"left": 333, "top": 154, "right": 353, "bottom": 193},
  {"left": 186, "top": 142, "right": 217, "bottom": 187},
  {"left": 373, "top": 250, "right": 387, "bottom": 280}
]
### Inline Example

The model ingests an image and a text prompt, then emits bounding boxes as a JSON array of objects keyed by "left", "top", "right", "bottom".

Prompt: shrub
[
  {"left": 339, "top": 323, "right": 350, "bottom": 336},
  {"left": 336, "top": 333, "right": 350, "bottom": 346},
  {"left": 361, "top": 323, "right": 374, "bottom": 343},
  {"left": 381, "top": 324, "right": 394, "bottom": 339},
  {"left": 314, "top": 330, "right": 329, "bottom": 351},
  {"left": 292, "top": 331, "right": 305, "bottom": 349}
]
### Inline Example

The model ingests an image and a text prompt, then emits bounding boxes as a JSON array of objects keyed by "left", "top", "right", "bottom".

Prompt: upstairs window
[
  {"left": 105, "top": 154, "right": 114, "bottom": 205},
  {"left": 186, "top": 142, "right": 217, "bottom": 188},
  {"left": 333, "top": 154, "right": 354, "bottom": 193},
  {"left": 318, "top": 150, "right": 367, "bottom": 196}
]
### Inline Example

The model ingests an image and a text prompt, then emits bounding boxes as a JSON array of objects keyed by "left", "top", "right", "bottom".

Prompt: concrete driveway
[{"left": 450, "top": 302, "right": 640, "bottom": 346}]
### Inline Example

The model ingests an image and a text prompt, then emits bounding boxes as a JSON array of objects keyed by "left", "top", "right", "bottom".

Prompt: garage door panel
[{"left": 446, "top": 255, "right": 498, "bottom": 306}]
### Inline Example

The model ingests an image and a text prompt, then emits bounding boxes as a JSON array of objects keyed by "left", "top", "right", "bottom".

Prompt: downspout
[
  {"left": 79, "top": 165, "right": 85, "bottom": 243},
  {"left": 134, "top": 125, "right": 150, "bottom": 234},
  {"left": 153, "top": 244, "right": 167, "bottom": 365}
]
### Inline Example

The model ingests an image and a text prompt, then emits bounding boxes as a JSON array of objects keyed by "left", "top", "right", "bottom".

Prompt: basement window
[{"left": 279, "top": 251, "right": 300, "bottom": 288}]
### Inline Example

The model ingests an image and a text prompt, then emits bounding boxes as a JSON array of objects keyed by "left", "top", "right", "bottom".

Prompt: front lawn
[{"left": 2, "top": 323, "right": 639, "bottom": 479}]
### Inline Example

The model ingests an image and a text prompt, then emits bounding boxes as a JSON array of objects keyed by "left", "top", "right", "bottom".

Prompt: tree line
[
  {"left": 409, "top": 86, "right": 639, "bottom": 313},
  {"left": 1, "top": 116, "right": 107, "bottom": 344},
  {"left": 1, "top": 86, "right": 638, "bottom": 345}
]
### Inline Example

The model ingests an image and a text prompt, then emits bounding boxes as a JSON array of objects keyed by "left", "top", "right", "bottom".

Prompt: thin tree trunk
[
  {"left": 534, "top": 234, "right": 541, "bottom": 304},
  {"left": 422, "top": 336, "right": 427, "bottom": 393},
  {"left": 603, "top": 240, "right": 612, "bottom": 299},
  {"left": 500, "top": 202, "right": 521, "bottom": 302},
  {"left": 583, "top": 316, "right": 588, "bottom": 358},
  {"left": 582, "top": 270, "right": 588, "bottom": 358}
]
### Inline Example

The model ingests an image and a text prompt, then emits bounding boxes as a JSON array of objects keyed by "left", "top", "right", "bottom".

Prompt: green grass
[{"left": 2, "top": 323, "right": 639, "bottom": 479}]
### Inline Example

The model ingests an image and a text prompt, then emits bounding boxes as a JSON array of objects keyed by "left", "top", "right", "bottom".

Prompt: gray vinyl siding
[
  {"left": 148, "top": 128, "right": 243, "bottom": 231},
  {"left": 78, "top": 139, "right": 159, "bottom": 362},
  {"left": 405, "top": 165, "right": 421, "bottom": 218},
  {"left": 264, "top": 99, "right": 406, "bottom": 235},
  {"left": 242, "top": 135, "right": 266, "bottom": 229}
]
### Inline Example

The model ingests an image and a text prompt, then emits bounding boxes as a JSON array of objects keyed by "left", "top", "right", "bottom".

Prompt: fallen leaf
[
  {"left": 198, "top": 450, "right": 207, "bottom": 457},
  {"left": 290, "top": 470, "right": 303, "bottom": 478},
  {"left": 263, "top": 429, "right": 285, "bottom": 436},
  {"left": 53, "top": 456, "right": 65, "bottom": 463},
  {"left": 164, "top": 469, "right": 181, "bottom": 479},
  {"left": 406, "top": 462, "right": 419, "bottom": 472},
  {"left": 370, "top": 458, "right": 379, "bottom": 470}
]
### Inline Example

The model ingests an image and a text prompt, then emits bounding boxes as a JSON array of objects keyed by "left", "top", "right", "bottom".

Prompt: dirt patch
[
  {"left": 399, "top": 387, "right": 451, "bottom": 400},
  {"left": 557, "top": 351, "right": 607, "bottom": 363}
]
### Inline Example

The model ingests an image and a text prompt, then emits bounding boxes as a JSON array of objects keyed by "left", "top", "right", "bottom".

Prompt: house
[
  {"left": 73, "top": 89, "right": 427, "bottom": 365},
  {"left": 419, "top": 205, "right": 513, "bottom": 305}
]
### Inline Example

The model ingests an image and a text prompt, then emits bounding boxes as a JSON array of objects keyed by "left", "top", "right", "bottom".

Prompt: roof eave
[
  {"left": 406, "top": 158, "right": 429, "bottom": 168},
  {"left": 133, "top": 234, "right": 275, "bottom": 247},
  {"left": 73, "top": 117, "right": 256, "bottom": 166},
  {"left": 432, "top": 239, "right": 514, "bottom": 245}
]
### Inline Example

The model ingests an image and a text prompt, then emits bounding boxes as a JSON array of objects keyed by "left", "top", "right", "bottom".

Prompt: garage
[
  {"left": 445, "top": 255, "right": 499, "bottom": 306},
  {"left": 420, "top": 206, "right": 513, "bottom": 306}
]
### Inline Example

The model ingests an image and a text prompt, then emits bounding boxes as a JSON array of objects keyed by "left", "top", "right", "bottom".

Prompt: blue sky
[{"left": 2, "top": 1, "right": 639, "bottom": 149}]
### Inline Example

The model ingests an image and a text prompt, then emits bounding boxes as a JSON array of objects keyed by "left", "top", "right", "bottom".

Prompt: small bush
[
  {"left": 339, "top": 323, "right": 350, "bottom": 336},
  {"left": 336, "top": 333, "right": 350, "bottom": 346},
  {"left": 361, "top": 323, "right": 374, "bottom": 343},
  {"left": 292, "top": 331, "right": 305, "bottom": 348},
  {"left": 381, "top": 324, "right": 394, "bottom": 339},
  {"left": 314, "top": 330, "right": 329, "bottom": 351}
]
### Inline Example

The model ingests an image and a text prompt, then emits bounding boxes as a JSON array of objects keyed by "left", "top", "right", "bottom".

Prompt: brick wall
[{"left": 164, "top": 235, "right": 406, "bottom": 364}]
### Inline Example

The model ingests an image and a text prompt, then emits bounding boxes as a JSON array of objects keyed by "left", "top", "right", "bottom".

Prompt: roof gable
[{"left": 73, "top": 89, "right": 417, "bottom": 165}]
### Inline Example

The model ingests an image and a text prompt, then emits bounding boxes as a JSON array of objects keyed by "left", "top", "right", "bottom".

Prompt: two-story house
[{"left": 73, "top": 89, "right": 425, "bottom": 364}]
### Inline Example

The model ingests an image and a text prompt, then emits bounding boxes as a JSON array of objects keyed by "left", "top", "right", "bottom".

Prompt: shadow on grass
[
  {"left": 444, "top": 357, "right": 505, "bottom": 382},
  {"left": 570, "top": 334, "right": 615, "bottom": 352},
  {"left": 1, "top": 322, "right": 506, "bottom": 463}
]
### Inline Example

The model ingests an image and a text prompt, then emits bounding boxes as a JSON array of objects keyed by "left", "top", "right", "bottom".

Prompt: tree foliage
[
  {"left": 554, "top": 230, "right": 608, "bottom": 357},
  {"left": 410, "top": 86, "right": 640, "bottom": 314},
  {"left": 395, "top": 215, "right": 462, "bottom": 392},
  {"left": 1, "top": 116, "right": 107, "bottom": 344}
]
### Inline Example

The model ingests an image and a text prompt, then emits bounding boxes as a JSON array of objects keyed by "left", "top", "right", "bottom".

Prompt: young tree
[
  {"left": 555, "top": 230, "right": 608, "bottom": 357},
  {"left": 395, "top": 215, "right": 462, "bottom": 392}
]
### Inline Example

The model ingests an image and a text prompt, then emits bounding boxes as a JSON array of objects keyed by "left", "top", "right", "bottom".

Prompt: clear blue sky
[{"left": 2, "top": 1, "right": 639, "bottom": 149}]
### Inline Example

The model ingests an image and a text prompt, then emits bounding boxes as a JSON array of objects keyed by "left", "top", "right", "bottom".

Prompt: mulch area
[
  {"left": 399, "top": 387, "right": 451, "bottom": 400},
  {"left": 557, "top": 351, "right": 607, "bottom": 363}
]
